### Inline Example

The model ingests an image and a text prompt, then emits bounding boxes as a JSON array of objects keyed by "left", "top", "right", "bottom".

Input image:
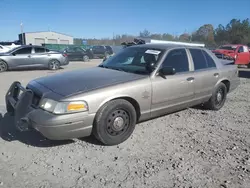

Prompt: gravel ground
[{"left": 0, "top": 60, "right": 250, "bottom": 188}]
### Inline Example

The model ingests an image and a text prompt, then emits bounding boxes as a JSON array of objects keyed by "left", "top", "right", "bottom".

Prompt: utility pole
[
  {"left": 20, "top": 22, "right": 24, "bottom": 45},
  {"left": 113, "top": 32, "right": 115, "bottom": 46}
]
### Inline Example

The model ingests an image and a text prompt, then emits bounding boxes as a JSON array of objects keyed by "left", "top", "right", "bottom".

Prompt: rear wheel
[
  {"left": 93, "top": 99, "right": 137, "bottom": 146},
  {"left": 48, "top": 60, "right": 60, "bottom": 70},
  {"left": 204, "top": 82, "right": 227, "bottom": 111},
  {"left": 0, "top": 60, "right": 8, "bottom": 72}
]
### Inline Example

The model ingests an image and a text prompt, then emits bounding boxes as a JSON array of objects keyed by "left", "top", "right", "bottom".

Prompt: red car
[{"left": 213, "top": 44, "right": 250, "bottom": 67}]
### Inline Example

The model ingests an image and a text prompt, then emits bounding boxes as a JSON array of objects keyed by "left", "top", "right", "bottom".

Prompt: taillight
[{"left": 63, "top": 53, "right": 68, "bottom": 57}]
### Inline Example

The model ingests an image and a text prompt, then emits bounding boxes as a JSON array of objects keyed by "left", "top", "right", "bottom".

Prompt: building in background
[{"left": 18, "top": 31, "right": 73, "bottom": 45}]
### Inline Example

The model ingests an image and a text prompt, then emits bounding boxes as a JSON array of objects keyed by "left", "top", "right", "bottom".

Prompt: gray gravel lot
[{"left": 0, "top": 60, "right": 250, "bottom": 188}]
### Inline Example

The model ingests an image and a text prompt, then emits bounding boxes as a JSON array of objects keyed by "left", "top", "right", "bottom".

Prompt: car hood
[{"left": 32, "top": 67, "right": 146, "bottom": 97}]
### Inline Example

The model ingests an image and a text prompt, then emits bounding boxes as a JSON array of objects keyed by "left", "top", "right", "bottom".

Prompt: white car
[
  {"left": 0, "top": 44, "right": 21, "bottom": 53},
  {"left": 0, "top": 45, "right": 11, "bottom": 53}
]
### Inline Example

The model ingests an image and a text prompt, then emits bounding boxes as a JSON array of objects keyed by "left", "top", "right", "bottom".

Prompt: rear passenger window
[
  {"left": 202, "top": 50, "right": 216, "bottom": 68},
  {"left": 189, "top": 49, "right": 207, "bottom": 70},
  {"left": 34, "top": 47, "right": 45, "bottom": 53},
  {"left": 238, "top": 46, "right": 244, "bottom": 53},
  {"left": 162, "top": 49, "right": 189, "bottom": 73}
]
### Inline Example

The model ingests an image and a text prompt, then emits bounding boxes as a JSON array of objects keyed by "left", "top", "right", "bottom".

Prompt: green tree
[
  {"left": 150, "top": 33, "right": 162, "bottom": 40},
  {"left": 139, "top": 29, "right": 151, "bottom": 38},
  {"left": 192, "top": 24, "right": 215, "bottom": 45},
  {"left": 179, "top": 33, "right": 190, "bottom": 41},
  {"left": 162, "top": 33, "right": 174, "bottom": 41}
]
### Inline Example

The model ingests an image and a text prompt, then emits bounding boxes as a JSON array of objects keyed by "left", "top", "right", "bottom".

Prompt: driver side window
[
  {"left": 14, "top": 47, "right": 32, "bottom": 55},
  {"left": 238, "top": 46, "right": 244, "bottom": 53},
  {"left": 161, "top": 49, "right": 189, "bottom": 73}
]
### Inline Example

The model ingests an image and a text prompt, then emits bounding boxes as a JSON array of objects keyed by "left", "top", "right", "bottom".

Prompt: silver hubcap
[
  {"left": 50, "top": 61, "right": 59, "bottom": 70},
  {"left": 217, "top": 91, "right": 222, "bottom": 102},
  {"left": 0, "top": 61, "right": 7, "bottom": 72},
  {"left": 83, "top": 56, "right": 89, "bottom": 61},
  {"left": 113, "top": 117, "right": 125, "bottom": 131}
]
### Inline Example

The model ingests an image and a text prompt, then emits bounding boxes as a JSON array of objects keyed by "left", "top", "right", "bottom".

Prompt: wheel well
[
  {"left": 112, "top": 97, "right": 141, "bottom": 121},
  {"left": 49, "top": 59, "right": 60, "bottom": 64},
  {"left": 0, "top": 59, "right": 8, "bottom": 69},
  {"left": 221, "top": 80, "right": 230, "bottom": 92}
]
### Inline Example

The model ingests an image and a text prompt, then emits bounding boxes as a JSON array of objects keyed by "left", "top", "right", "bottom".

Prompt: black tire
[
  {"left": 48, "top": 60, "right": 60, "bottom": 70},
  {"left": 93, "top": 99, "right": 137, "bottom": 146},
  {"left": 0, "top": 60, "right": 8, "bottom": 72},
  {"left": 204, "top": 82, "right": 227, "bottom": 111},
  {"left": 83, "top": 55, "right": 90, "bottom": 62}
]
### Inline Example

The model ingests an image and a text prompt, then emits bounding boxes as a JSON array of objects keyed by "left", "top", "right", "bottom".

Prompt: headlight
[{"left": 39, "top": 98, "right": 88, "bottom": 114}]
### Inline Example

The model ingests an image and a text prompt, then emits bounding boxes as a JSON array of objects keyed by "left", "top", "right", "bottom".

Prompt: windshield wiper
[
  {"left": 109, "top": 67, "right": 125, "bottom": 72},
  {"left": 133, "top": 70, "right": 148, "bottom": 75},
  {"left": 99, "top": 65, "right": 129, "bottom": 73},
  {"left": 104, "top": 66, "right": 128, "bottom": 72}
]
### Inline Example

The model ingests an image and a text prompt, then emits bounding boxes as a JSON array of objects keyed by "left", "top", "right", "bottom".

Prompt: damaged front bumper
[{"left": 5, "top": 81, "right": 94, "bottom": 140}]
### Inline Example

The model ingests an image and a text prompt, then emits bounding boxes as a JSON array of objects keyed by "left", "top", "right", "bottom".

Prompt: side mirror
[
  {"left": 158, "top": 66, "right": 176, "bottom": 78},
  {"left": 12, "top": 53, "right": 16, "bottom": 56}
]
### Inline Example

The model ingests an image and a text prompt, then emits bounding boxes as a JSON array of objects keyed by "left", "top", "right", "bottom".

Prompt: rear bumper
[
  {"left": 60, "top": 57, "right": 69, "bottom": 66},
  {"left": 5, "top": 81, "right": 94, "bottom": 140}
]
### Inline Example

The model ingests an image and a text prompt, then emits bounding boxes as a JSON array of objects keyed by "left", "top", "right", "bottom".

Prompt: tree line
[{"left": 74, "top": 18, "right": 250, "bottom": 48}]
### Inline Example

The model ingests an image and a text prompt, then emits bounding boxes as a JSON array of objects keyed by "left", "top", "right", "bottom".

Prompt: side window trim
[
  {"left": 187, "top": 48, "right": 216, "bottom": 72},
  {"left": 201, "top": 50, "right": 217, "bottom": 69},
  {"left": 159, "top": 48, "right": 191, "bottom": 75},
  {"left": 14, "top": 47, "right": 32, "bottom": 55},
  {"left": 34, "top": 47, "right": 46, "bottom": 54}
]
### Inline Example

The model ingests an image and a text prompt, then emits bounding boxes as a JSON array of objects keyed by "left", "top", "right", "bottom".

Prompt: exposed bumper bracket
[{"left": 5, "top": 81, "right": 34, "bottom": 131}]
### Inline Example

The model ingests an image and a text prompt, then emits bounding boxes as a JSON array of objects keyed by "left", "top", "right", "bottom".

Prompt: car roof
[{"left": 129, "top": 43, "right": 205, "bottom": 50}]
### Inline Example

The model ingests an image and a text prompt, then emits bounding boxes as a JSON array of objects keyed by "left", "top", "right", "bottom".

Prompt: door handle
[
  {"left": 47, "top": 54, "right": 51, "bottom": 56},
  {"left": 186, "top": 77, "right": 195, "bottom": 82},
  {"left": 27, "top": 55, "right": 31, "bottom": 58},
  {"left": 214, "top": 73, "right": 219, "bottom": 77}
]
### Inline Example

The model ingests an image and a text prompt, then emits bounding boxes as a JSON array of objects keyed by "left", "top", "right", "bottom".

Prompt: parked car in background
[
  {"left": 89, "top": 45, "right": 114, "bottom": 59},
  {"left": 5, "top": 44, "right": 240, "bottom": 145},
  {"left": 0, "top": 45, "right": 69, "bottom": 72},
  {"left": 62, "top": 46, "right": 92, "bottom": 61},
  {"left": 105, "top": 45, "right": 114, "bottom": 55},
  {"left": 212, "top": 44, "right": 250, "bottom": 67}
]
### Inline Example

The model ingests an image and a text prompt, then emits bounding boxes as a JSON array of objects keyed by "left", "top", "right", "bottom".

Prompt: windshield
[
  {"left": 99, "top": 47, "right": 164, "bottom": 75},
  {"left": 218, "top": 45, "right": 237, "bottom": 51}
]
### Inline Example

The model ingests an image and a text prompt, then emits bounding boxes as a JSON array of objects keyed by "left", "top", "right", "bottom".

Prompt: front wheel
[
  {"left": 0, "top": 60, "right": 8, "bottom": 72},
  {"left": 93, "top": 99, "right": 137, "bottom": 146},
  {"left": 48, "top": 60, "right": 60, "bottom": 70},
  {"left": 204, "top": 82, "right": 227, "bottom": 111},
  {"left": 82, "top": 55, "right": 90, "bottom": 62}
]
